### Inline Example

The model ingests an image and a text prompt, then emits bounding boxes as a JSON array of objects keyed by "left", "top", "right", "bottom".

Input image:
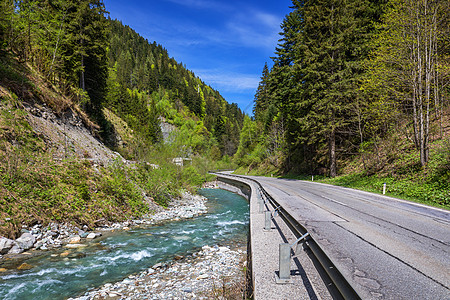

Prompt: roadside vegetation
[{"left": 235, "top": 115, "right": 450, "bottom": 209}]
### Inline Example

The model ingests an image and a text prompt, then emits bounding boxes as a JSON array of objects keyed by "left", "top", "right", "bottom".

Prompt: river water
[{"left": 0, "top": 189, "right": 249, "bottom": 300}]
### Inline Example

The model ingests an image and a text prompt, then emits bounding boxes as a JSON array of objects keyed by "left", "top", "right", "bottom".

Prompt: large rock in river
[
  {"left": 15, "top": 233, "right": 36, "bottom": 250},
  {"left": 8, "top": 243, "right": 24, "bottom": 254},
  {"left": 0, "top": 237, "right": 15, "bottom": 254}
]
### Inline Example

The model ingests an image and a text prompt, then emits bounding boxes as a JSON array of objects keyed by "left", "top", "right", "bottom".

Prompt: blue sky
[{"left": 104, "top": 0, "right": 293, "bottom": 114}]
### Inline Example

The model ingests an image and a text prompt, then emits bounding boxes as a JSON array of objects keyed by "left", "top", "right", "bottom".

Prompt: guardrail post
[
  {"left": 264, "top": 210, "right": 272, "bottom": 231},
  {"left": 258, "top": 196, "right": 265, "bottom": 213},
  {"left": 276, "top": 233, "right": 310, "bottom": 284},
  {"left": 276, "top": 243, "right": 292, "bottom": 283}
]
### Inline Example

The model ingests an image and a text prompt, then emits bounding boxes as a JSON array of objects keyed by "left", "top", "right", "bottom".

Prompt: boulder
[
  {"left": 8, "top": 244, "right": 24, "bottom": 254},
  {"left": 15, "top": 233, "right": 36, "bottom": 250},
  {"left": 17, "top": 263, "right": 33, "bottom": 270},
  {"left": 196, "top": 274, "right": 209, "bottom": 280},
  {"left": 65, "top": 244, "right": 87, "bottom": 249},
  {"left": 0, "top": 237, "right": 15, "bottom": 254},
  {"left": 34, "top": 241, "right": 43, "bottom": 249},
  {"left": 153, "top": 263, "right": 163, "bottom": 269},
  {"left": 86, "top": 233, "right": 97, "bottom": 239},
  {"left": 218, "top": 247, "right": 229, "bottom": 253}
]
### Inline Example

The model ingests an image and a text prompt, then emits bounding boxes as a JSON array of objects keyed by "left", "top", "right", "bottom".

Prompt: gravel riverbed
[{"left": 70, "top": 245, "right": 246, "bottom": 300}]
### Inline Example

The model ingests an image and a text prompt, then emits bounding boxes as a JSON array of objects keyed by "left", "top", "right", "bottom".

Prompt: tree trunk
[{"left": 329, "top": 128, "right": 336, "bottom": 177}]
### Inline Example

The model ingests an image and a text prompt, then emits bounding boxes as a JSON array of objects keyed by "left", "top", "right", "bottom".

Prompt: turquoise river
[{"left": 0, "top": 189, "right": 249, "bottom": 299}]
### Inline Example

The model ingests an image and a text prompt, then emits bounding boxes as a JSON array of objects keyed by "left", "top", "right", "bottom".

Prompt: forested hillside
[
  {"left": 106, "top": 20, "right": 244, "bottom": 158},
  {"left": 0, "top": 0, "right": 242, "bottom": 238},
  {"left": 235, "top": 0, "right": 449, "bottom": 207}
]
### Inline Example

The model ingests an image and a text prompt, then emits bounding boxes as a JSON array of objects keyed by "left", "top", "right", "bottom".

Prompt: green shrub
[{"left": 182, "top": 165, "right": 204, "bottom": 187}]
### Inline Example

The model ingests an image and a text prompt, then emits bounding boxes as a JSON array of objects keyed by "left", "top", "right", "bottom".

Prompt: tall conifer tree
[
  {"left": 253, "top": 63, "right": 271, "bottom": 121},
  {"left": 267, "top": 0, "right": 383, "bottom": 175}
]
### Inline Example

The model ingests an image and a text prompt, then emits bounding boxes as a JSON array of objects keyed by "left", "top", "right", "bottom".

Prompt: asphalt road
[{"left": 239, "top": 175, "right": 450, "bottom": 300}]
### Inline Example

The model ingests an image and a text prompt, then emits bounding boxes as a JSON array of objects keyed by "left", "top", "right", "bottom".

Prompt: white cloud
[
  {"left": 254, "top": 11, "right": 281, "bottom": 29},
  {"left": 225, "top": 9, "right": 282, "bottom": 50}
]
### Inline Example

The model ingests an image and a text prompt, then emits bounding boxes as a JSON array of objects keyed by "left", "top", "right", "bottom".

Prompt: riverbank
[
  {"left": 71, "top": 244, "right": 246, "bottom": 300},
  {"left": 68, "top": 183, "right": 248, "bottom": 300},
  {"left": 0, "top": 191, "right": 209, "bottom": 262}
]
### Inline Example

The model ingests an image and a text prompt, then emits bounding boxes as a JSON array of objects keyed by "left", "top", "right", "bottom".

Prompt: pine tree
[
  {"left": 253, "top": 63, "right": 270, "bottom": 121},
  {"left": 264, "top": 0, "right": 384, "bottom": 175},
  {"left": 0, "top": 0, "right": 14, "bottom": 54},
  {"left": 296, "top": 0, "right": 355, "bottom": 176}
]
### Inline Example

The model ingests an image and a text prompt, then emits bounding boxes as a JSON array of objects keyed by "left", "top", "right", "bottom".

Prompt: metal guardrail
[{"left": 211, "top": 171, "right": 361, "bottom": 300}]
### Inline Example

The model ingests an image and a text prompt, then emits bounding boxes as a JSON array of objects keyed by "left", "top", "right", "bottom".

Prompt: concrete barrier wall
[
  {"left": 215, "top": 176, "right": 254, "bottom": 298},
  {"left": 216, "top": 177, "right": 251, "bottom": 200}
]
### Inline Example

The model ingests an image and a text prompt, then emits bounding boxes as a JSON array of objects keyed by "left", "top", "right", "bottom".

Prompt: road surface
[{"left": 238, "top": 175, "right": 450, "bottom": 299}]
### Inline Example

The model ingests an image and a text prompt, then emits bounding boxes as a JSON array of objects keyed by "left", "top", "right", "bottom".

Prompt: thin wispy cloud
[
  {"left": 226, "top": 9, "right": 281, "bottom": 50},
  {"left": 226, "top": 22, "right": 278, "bottom": 50},
  {"left": 193, "top": 69, "right": 260, "bottom": 92},
  {"left": 254, "top": 11, "right": 280, "bottom": 28}
]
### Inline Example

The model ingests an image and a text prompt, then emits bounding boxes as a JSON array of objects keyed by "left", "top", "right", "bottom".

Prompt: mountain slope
[{"left": 106, "top": 19, "right": 244, "bottom": 158}]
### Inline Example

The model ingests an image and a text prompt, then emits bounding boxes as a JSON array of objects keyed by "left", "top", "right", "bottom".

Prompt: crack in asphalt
[{"left": 333, "top": 222, "right": 450, "bottom": 290}]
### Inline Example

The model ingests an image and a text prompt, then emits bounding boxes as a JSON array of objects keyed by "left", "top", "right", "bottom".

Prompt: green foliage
[
  {"left": 234, "top": 116, "right": 260, "bottom": 165},
  {"left": 182, "top": 165, "right": 204, "bottom": 187},
  {"left": 253, "top": 63, "right": 271, "bottom": 121},
  {"left": 361, "top": 0, "right": 449, "bottom": 166},
  {"left": 0, "top": 58, "right": 28, "bottom": 84},
  {"left": 107, "top": 86, "right": 162, "bottom": 147},
  {"left": 0, "top": 1, "right": 13, "bottom": 53}
]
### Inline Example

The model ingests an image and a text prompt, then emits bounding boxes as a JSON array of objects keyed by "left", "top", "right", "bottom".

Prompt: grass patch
[{"left": 318, "top": 173, "right": 449, "bottom": 210}]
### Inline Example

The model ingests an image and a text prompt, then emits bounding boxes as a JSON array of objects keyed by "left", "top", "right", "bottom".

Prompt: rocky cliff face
[
  {"left": 159, "top": 116, "right": 177, "bottom": 142},
  {"left": 23, "top": 102, "right": 121, "bottom": 166}
]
